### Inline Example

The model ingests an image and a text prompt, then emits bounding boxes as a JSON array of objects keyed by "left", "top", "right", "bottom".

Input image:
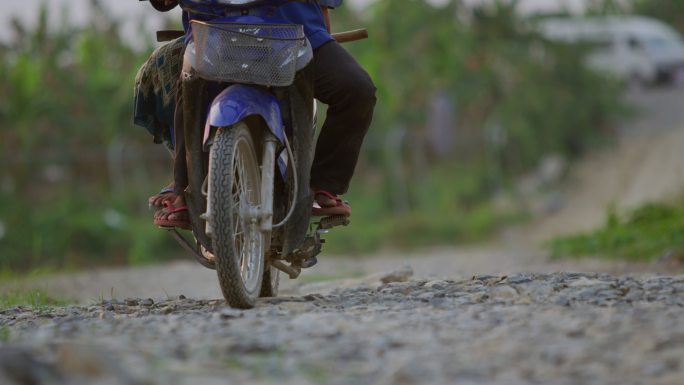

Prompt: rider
[{"left": 142, "top": 0, "right": 376, "bottom": 228}]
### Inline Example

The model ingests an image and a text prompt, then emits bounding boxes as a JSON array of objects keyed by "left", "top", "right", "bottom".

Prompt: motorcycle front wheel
[{"left": 208, "top": 123, "right": 266, "bottom": 308}]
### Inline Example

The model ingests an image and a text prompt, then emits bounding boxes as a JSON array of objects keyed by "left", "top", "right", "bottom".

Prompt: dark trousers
[
  {"left": 311, "top": 40, "right": 377, "bottom": 195},
  {"left": 173, "top": 40, "right": 376, "bottom": 196}
]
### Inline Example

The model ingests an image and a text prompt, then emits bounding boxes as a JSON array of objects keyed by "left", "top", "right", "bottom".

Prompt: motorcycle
[{"left": 142, "top": 0, "right": 367, "bottom": 308}]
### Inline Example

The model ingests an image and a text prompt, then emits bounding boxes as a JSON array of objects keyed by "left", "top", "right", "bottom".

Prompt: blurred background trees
[
  {"left": 1, "top": 2, "right": 177, "bottom": 270},
  {"left": 631, "top": 0, "right": 684, "bottom": 33},
  {"left": 0, "top": 0, "right": 660, "bottom": 271}
]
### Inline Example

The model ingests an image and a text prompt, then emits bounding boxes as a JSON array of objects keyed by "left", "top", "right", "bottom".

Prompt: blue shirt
[
  {"left": 180, "top": 0, "right": 342, "bottom": 49},
  {"left": 318, "top": 0, "right": 342, "bottom": 7}
]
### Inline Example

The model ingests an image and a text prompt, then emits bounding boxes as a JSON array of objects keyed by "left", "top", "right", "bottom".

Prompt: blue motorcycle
[{"left": 144, "top": 0, "right": 366, "bottom": 308}]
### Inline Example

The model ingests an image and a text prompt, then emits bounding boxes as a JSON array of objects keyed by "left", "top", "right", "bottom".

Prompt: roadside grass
[
  {"left": 548, "top": 201, "right": 684, "bottom": 261},
  {"left": 323, "top": 200, "right": 524, "bottom": 255},
  {"left": 0, "top": 288, "right": 70, "bottom": 309},
  {"left": 0, "top": 267, "right": 73, "bottom": 308},
  {"left": 0, "top": 164, "right": 525, "bottom": 272},
  {"left": 0, "top": 266, "right": 67, "bottom": 281},
  {"left": 323, "top": 165, "right": 526, "bottom": 255}
]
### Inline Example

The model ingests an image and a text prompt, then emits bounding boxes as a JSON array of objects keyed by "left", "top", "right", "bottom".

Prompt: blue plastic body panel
[
  {"left": 204, "top": 84, "right": 288, "bottom": 178},
  {"left": 205, "top": 84, "right": 285, "bottom": 143}
]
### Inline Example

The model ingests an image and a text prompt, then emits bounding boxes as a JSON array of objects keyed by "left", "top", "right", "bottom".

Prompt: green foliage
[
  {"left": 338, "top": 1, "right": 624, "bottom": 174},
  {"left": 324, "top": 0, "right": 624, "bottom": 253},
  {"left": 631, "top": 0, "right": 684, "bottom": 34},
  {"left": 0, "top": 289, "right": 69, "bottom": 309},
  {"left": 549, "top": 202, "right": 684, "bottom": 261},
  {"left": 0, "top": 189, "right": 177, "bottom": 270},
  {"left": 0, "top": 1, "right": 627, "bottom": 271},
  {"left": 0, "top": 2, "right": 178, "bottom": 271},
  {"left": 324, "top": 165, "right": 525, "bottom": 254},
  {"left": 585, "top": 1, "right": 684, "bottom": 33}
]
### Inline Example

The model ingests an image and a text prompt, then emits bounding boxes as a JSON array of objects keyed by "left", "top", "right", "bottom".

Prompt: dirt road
[
  {"left": 2, "top": 272, "right": 684, "bottom": 385},
  {"left": 523, "top": 87, "right": 684, "bottom": 241},
  {"left": 2, "top": 88, "right": 684, "bottom": 384}
]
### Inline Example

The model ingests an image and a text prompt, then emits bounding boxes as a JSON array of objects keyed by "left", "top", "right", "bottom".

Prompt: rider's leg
[
  {"left": 156, "top": 70, "right": 212, "bottom": 226},
  {"left": 155, "top": 95, "right": 190, "bottom": 226},
  {"left": 310, "top": 40, "right": 377, "bottom": 201},
  {"left": 148, "top": 145, "right": 177, "bottom": 208},
  {"left": 135, "top": 38, "right": 185, "bottom": 209},
  {"left": 148, "top": 182, "right": 176, "bottom": 208}
]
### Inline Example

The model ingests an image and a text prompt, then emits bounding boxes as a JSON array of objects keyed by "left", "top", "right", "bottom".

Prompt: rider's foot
[
  {"left": 154, "top": 194, "right": 191, "bottom": 230},
  {"left": 312, "top": 190, "right": 351, "bottom": 217},
  {"left": 148, "top": 183, "right": 176, "bottom": 208}
]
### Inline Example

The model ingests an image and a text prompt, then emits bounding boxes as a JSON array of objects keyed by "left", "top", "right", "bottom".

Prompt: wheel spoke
[
  {"left": 235, "top": 140, "right": 254, "bottom": 284},
  {"left": 211, "top": 126, "right": 266, "bottom": 306}
]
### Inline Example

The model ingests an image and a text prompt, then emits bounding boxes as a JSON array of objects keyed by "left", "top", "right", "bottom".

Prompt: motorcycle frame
[{"left": 179, "top": 59, "right": 316, "bottom": 263}]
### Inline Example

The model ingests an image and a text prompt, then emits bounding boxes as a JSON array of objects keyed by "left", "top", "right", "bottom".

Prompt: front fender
[{"left": 203, "top": 84, "right": 285, "bottom": 146}]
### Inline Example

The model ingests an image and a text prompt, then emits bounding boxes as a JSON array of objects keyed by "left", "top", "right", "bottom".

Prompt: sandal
[
  {"left": 149, "top": 185, "right": 176, "bottom": 209},
  {"left": 312, "top": 190, "right": 351, "bottom": 217},
  {"left": 154, "top": 200, "right": 191, "bottom": 230}
]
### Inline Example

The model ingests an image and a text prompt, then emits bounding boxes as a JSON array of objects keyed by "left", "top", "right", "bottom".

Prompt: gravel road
[
  {"left": 3, "top": 88, "right": 684, "bottom": 385},
  {"left": 2, "top": 271, "right": 684, "bottom": 385}
]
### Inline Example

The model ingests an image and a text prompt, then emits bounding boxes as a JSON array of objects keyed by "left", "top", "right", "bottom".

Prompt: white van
[{"left": 536, "top": 16, "right": 684, "bottom": 86}]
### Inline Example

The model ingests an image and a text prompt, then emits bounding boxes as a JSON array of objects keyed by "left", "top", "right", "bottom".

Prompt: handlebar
[
  {"left": 332, "top": 29, "right": 368, "bottom": 43},
  {"left": 157, "top": 30, "right": 185, "bottom": 41},
  {"left": 141, "top": 0, "right": 369, "bottom": 43}
]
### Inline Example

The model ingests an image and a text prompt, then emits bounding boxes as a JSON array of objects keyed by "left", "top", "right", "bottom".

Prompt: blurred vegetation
[
  {"left": 1, "top": 2, "right": 178, "bottom": 271},
  {"left": 587, "top": 0, "right": 684, "bottom": 33},
  {"left": 1, "top": 0, "right": 632, "bottom": 271},
  {"left": 0, "top": 288, "right": 69, "bottom": 309},
  {"left": 325, "top": 0, "right": 624, "bottom": 252},
  {"left": 630, "top": 1, "right": 684, "bottom": 34},
  {"left": 549, "top": 202, "right": 684, "bottom": 262}
]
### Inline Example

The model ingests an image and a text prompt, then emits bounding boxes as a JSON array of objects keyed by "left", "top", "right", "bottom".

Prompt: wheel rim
[{"left": 231, "top": 136, "right": 263, "bottom": 294}]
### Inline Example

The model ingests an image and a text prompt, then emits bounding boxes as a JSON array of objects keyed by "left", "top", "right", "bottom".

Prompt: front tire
[{"left": 208, "top": 123, "right": 266, "bottom": 308}]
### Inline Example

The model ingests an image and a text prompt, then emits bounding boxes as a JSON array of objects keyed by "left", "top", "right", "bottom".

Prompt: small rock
[
  {"left": 568, "top": 277, "right": 603, "bottom": 287},
  {"left": 641, "top": 360, "right": 669, "bottom": 377},
  {"left": 429, "top": 298, "right": 448, "bottom": 308},
  {"left": 124, "top": 298, "right": 139, "bottom": 307},
  {"left": 506, "top": 275, "right": 533, "bottom": 285},
  {"left": 424, "top": 280, "right": 449, "bottom": 290},
  {"left": 472, "top": 275, "right": 499, "bottom": 282},
  {"left": 380, "top": 265, "right": 414, "bottom": 284},
  {"left": 304, "top": 294, "right": 321, "bottom": 302},
  {"left": 475, "top": 293, "right": 490, "bottom": 303},
  {"left": 576, "top": 288, "right": 600, "bottom": 301},
  {"left": 178, "top": 294, "right": 187, "bottom": 300},
  {"left": 554, "top": 296, "right": 571, "bottom": 307},
  {"left": 417, "top": 292, "right": 435, "bottom": 301},
  {"left": 140, "top": 299, "right": 154, "bottom": 307},
  {"left": 490, "top": 285, "right": 518, "bottom": 299},
  {"left": 219, "top": 308, "right": 243, "bottom": 319},
  {"left": 643, "top": 280, "right": 663, "bottom": 291}
]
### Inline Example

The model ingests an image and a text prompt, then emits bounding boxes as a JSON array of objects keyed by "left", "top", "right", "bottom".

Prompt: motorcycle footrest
[
  {"left": 317, "top": 215, "right": 350, "bottom": 230},
  {"left": 271, "top": 260, "right": 302, "bottom": 279}
]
